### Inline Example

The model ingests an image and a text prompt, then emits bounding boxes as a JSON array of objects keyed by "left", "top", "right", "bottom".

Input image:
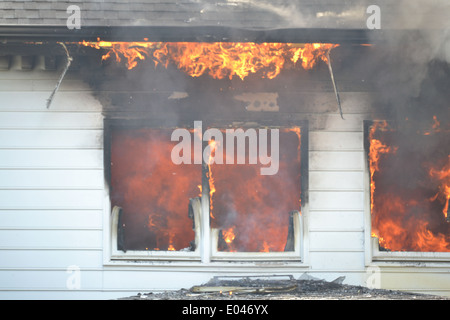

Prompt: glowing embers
[
  {"left": 110, "top": 127, "right": 201, "bottom": 251},
  {"left": 209, "top": 128, "right": 302, "bottom": 253},
  {"left": 368, "top": 120, "right": 450, "bottom": 252}
]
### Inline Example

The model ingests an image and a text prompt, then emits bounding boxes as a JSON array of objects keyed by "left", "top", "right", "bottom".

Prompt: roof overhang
[{"left": 0, "top": 25, "right": 414, "bottom": 44}]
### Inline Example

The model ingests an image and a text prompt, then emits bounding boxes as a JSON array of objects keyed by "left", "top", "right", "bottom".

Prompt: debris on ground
[{"left": 119, "top": 275, "right": 449, "bottom": 300}]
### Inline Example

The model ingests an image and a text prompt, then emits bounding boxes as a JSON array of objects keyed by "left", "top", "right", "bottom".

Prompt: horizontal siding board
[
  {"left": 0, "top": 92, "right": 102, "bottom": 111},
  {"left": 102, "top": 270, "right": 211, "bottom": 291},
  {"left": 0, "top": 291, "right": 126, "bottom": 300},
  {"left": 0, "top": 112, "right": 103, "bottom": 129},
  {"left": 285, "top": 92, "right": 374, "bottom": 114},
  {"left": 0, "top": 71, "right": 79, "bottom": 81},
  {"left": 308, "top": 211, "right": 364, "bottom": 230},
  {"left": 381, "top": 271, "right": 450, "bottom": 292},
  {"left": 0, "top": 270, "right": 103, "bottom": 289},
  {"left": 0, "top": 150, "right": 103, "bottom": 168},
  {"left": 310, "top": 252, "right": 365, "bottom": 270},
  {"left": 309, "top": 132, "right": 363, "bottom": 151},
  {"left": 338, "top": 92, "right": 375, "bottom": 113},
  {"left": 0, "top": 130, "right": 103, "bottom": 149},
  {"left": 0, "top": 190, "right": 104, "bottom": 209},
  {"left": 309, "top": 113, "right": 366, "bottom": 132},
  {"left": 309, "top": 191, "right": 364, "bottom": 211},
  {"left": 0, "top": 170, "right": 104, "bottom": 189},
  {"left": 309, "top": 171, "right": 364, "bottom": 191},
  {"left": 0, "top": 250, "right": 103, "bottom": 268},
  {"left": 309, "top": 151, "right": 364, "bottom": 171},
  {"left": 309, "top": 231, "right": 364, "bottom": 251},
  {"left": 0, "top": 210, "right": 103, "bottom": 229},
  {"left": 0, "top": 230, "right": 102, "bottom": 249},
  {"left": 0, "top": 79, "right": 91, "bottom": 92}
]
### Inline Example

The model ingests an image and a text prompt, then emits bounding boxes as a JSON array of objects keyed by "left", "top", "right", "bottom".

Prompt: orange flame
[
  {"left": 369, "top": 121, "right": 449, "bottom": 252},
  {"left": 206, "top": 139, "right": 218, "bottom": 219},
  {"left": 81, "top": 40, "right": 157, "bottom": 70},
  {"left": 80, "top": 41, "right": 338, "bottom": 79},
  {"left": 262, "top": 241, "right": 270, "bottom": 253},
  {"left": 223, "top": 227, "right": 236, "bottom": 244},
  {"left": 368, "top": 121, "right": 397, "bottom": 213},
  {"left": 423, "top": 115, "right": 442, "bottom": 136},
  {"left": 209, "top": 128, "right": 302, "bottom": 253},
  {"left": 429, "top": 155, "right": 450, "bottom": 220},
  {"left": 111, "top": 128, "right": 200, "bottom": 251}
]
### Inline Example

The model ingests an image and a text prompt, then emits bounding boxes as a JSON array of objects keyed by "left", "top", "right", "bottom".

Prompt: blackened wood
[
  {"left": 284, "top": 211, "right": 298, "bottom": 252},
  {"left": 217, "top": 229, "right": 230, "bottom": 252},
  {"left": 44, "top": 56, "right": 57, "bottom": 71},
  {"left": 0, "top": 25, "right": 383, "bottom": 44},
  {"left": 117, "top": 207, "right": 126, "bottom": 252},
  {"left": 20, "top": 55, "right": 34, "bottom": 70},
  {"left": 0, "top": 56, "right": 11, "bottom": 70},
  {"left": 188, "top": 197, "right": 201, "bottom": 251}
]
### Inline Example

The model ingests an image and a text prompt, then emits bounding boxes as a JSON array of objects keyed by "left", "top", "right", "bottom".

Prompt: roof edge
[{"left": 0, "top": 25, "right": 393, "bottom": 44}]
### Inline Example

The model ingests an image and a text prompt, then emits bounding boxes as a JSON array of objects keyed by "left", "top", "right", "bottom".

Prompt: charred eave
[{"left": 0, "top": 25, "right": 384, "bottom": 44}]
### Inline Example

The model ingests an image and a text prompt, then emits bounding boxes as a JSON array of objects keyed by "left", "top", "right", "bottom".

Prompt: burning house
[{"left": 0, "top": 0, "right": 449, "bottom": 299}]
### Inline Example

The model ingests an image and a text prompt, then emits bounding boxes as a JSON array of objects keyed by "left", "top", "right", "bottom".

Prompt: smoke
[
  {"left": 366, "top": 1, "right": 450, "bottom": 124},
  {"left": 192, "top": 0, "right": 367, "bottom": 28},
  {"left": 366, "top": 2, "right": 450, "bottom": 250}
]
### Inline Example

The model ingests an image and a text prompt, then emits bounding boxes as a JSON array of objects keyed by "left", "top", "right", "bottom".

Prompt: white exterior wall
[
  {"left": 0, "top": 69, "right": 448, "bottom": 299},
  {"left": 0, "top": 69, "right": 107, "bottom": 299}
]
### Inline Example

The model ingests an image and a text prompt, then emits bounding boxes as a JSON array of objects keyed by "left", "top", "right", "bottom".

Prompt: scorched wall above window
[{"left": 96, "top": 40, "right": 370, "bottom": 262}]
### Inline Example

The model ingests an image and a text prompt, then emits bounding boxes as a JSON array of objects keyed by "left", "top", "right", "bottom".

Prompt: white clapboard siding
[
  {"left": 0, "top": 150, "right": 103, "bottom": 168},
  {"left": 379, "top": 269, "right": 450, "bottom": 296},
  {"left": 102, "top": 270, "right": 213, "bottom": 291},
  {"left": 0, "top": 170, "right": 104, "bottom": 189},
  {"left": 309, "top": 151, "right": 364, "bottom": 171},
  {"left": 306, "top": 94, "right": 367, "bottom": 276},
  {"left": 309, "top": 131, "right": 363, "bottom": 151},
  {"left": 0, "top": 92, "right": 102, "bottom": 112},
  {"left": 0, "top": 250, "right": 103, "bottom": 269},
  {"left": 0, "top": 112, "right": 103, "bottom": 129},
  {"left": 0, "top": 290, "right": 125, "bottom": 300},
  {"left": 0, "top": 67, "right": 448, "bottom": 299},
  {"left": 308, "top": 211, "right": 364, "bottom": 231},
  {"left": 309, "top": 113, "right": 366, "bottom": 132},
  {"left": 309, "top": 191, "right": 364, "bottom": 211},
  {"left": 0, "top": 130, "right": 103, "bottom": 149},
  {"left": 0, "top": 190, "right": 104, "bottom": 210},
  {"left": 0, "top": 79, "right": 91, "bottom": 92},
  {"left": 0, "top": 210, "right": 103, "bottom": 229},
  {"left": 0, "top": 270, "right": 103, "bottom": 289},
  {"left": 309, "top": 231, "right": 364, "bottom": 251},
  {"left": 309, "top": 171, "right": 364, "bottom": 191},
  {"left": 0, "top": 68, "right": 106, "bottom": 299},
  {"left": 0, "top": 230, "right": 102, "bottom": 249},
  {"left": 309, "top": 252, "right": 365, "bottom": 270}
]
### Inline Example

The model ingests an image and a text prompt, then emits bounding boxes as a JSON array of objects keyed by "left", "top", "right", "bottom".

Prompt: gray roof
[{"left": 0, "top": 0, "right": 448, "bottom": 30}]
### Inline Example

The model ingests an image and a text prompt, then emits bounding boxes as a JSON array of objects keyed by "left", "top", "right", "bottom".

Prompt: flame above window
[{"left": 81, "top": 41, "right": 338, "bottom": 79}]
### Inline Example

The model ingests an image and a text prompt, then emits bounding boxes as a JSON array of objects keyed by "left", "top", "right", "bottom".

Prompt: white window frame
[
  {"left": 106, "top": 120, "right": 307, "bottom": 263},
  {"left": 363, "top": 120, "right": 450, "bottom": 264}
]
